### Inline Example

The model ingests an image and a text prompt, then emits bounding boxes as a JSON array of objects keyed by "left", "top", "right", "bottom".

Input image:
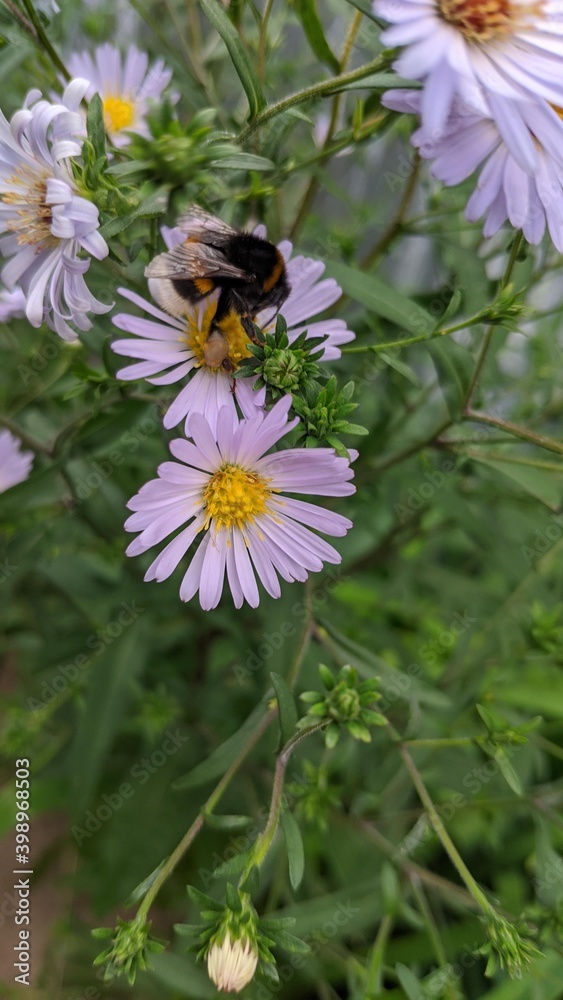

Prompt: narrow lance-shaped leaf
[
  {"left": 199, "top": 0, "right": 266, "bottom": 120},
  {"left": 281, "top": 809, "right": 305, "bottom": 890},
  {"left": 295, "top": 0, "right": 340, "bottom": 73}
]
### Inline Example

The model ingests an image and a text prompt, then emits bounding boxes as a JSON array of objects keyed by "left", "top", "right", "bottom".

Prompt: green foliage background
[{"left": 1, "top": 1, "right": 563, "bottom": 998}]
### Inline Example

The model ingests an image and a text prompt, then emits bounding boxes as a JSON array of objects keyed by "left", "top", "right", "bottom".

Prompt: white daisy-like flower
[
  {"left": 112, "top": 225, "right": 355, "bottom": 436},
  {"left": 374, "top": 0, "right": 563, "bottom": 146},
  {"left": 0, "top": 429, "right": 33, "bottom": 492},
  {"left": 207, "top": 932, "right": 259, "bottom": 993},
  {"left": 0, "top": 285, "right": 26, "bottom": 322},
  {"left": 125, "top": 396, "right": 355, "bottom": 610},
  {"left": 67, "top": 44, "right": 175, "bottom": 147},
  {"left": 0, "top": 80, "right": 110, "bottom": 341},
  {"left": 384, "top": 89, "right": 563, "bottom": 249}
]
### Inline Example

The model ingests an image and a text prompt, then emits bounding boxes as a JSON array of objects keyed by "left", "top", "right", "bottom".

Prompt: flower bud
[{"left": 207, "top": 931, "right": 259, "bottom": 993}]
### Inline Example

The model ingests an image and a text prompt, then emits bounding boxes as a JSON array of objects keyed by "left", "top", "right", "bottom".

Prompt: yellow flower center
[
  {"left": 184, "top": 301, "right": 253, "bottom": 372},
  {"left": 103, "top": 96, "right": 135, "bottom": 133},
  {"left": 202, "top": 465, "right": 272, "bottom": 531},
  {"left": 437, "top": 0, "right": 537, "bottom": 40},
  {"left": 3, "top": 166, "right": 56, "bottom": 248}
]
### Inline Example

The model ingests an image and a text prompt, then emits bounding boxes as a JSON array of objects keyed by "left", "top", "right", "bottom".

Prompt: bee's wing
[
  {"left": 175, "top": 206, "right": 238, "bottom": 244},
  {"left": 145, "top": 243, "right": 252, "bottom": 281}
]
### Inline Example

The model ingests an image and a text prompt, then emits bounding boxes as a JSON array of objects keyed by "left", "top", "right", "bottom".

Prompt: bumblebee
[{"left": 145, "top": 207, "right": 291, "bottom": 371}]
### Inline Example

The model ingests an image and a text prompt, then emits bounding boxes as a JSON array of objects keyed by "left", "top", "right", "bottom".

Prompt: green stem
[
  {"left": 289, "top": 7, "right": 364, "bottom": 240},
  {"left": 20, "top": 0, "right": 70, "bottom": 80},
  {"left": 402, "top": 737, "right": 475, "bottom": 749},
  {"left": 363, "top": 914, "right": 393, "bottom": 998},
  {"left": 399, "top": 742, "right": 496, "bottom": 920},
  {"left": 239, "top": 722, "right": 328, "bottom": 882},
  {"left": 237, "top": 56, "right": 390, "bottom": 144},
  {"left": 0, "top": 417, "right": 50, "bottom": 455},
  {"left": 258, "top": 0, "right": 276, "bottom": 83},
  {"left": 360, "top": 154, "right": 420, "bottom": 271},
  {"left": 372, "top": 418, "right": 452, "bottom": 475},
  {"left": 136, "top": 706, "right": 277, "bottom": 922},
  {"left": 464, "top": 231, "right": 523, "bottom": 407},
  {"left": 342, "top": 313, "right": 492, "bottom": 355},
  {"left": 464, "top": 409, "right": 563, "bottom": 458},
  {"left": 135, "top": 602, "right": 313, "bottom": 920}
]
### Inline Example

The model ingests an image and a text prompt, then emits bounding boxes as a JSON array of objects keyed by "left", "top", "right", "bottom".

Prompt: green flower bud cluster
[
  {"left": 234, "top": 315, "right": 327, "bottom": 398},
  {"left": 124, "top": 106, "right": 239, "bottom": 189},
  {"left": 298, "top": 664, "right": 386, "bottom": 748},
  {"left": 287, "top": 759, "right": 341, "bottom": 831},
  {"left": 478, "top": 914, "right": 541, "bottom": 979},
  {"left": 292, "top": 376, "right": 368, "bottom": 457},
  {"left": 92, "top": 916, "right": 165, "bottom": 985}
]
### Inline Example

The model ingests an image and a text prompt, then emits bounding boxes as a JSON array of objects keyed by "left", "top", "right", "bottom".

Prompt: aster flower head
[
  {"left": 125, "top": 396, "right": 355, "bottom": 610},
  {"left": 0, "top": 81, "right": 110, "bottom": 341},
  {"left": 374, "top": 0, "right": 563, "bottom": 147},
  {"left": 0, "top": 430, "right": 33, "bottom": 493},
  {"left": 67, "top": 44, "right": 176, "bottom": 147},
  {"left": 112, "top": 225, "right": 355, "bottom": 436},
  {"left": 383, "top": 89, "right": 563, "bottom": 250}
]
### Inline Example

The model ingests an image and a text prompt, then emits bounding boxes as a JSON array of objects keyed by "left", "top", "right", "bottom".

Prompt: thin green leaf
[
  {"left": 86, "top": 93, "right": 106, "bottom": 161},
  {"left": 323, "top": 261, "right": 434, "bottom": 337},
  {"left": 295, "top": 0, "right": 340, "bottom": 72},
  {"left": 426, "top": 339, "right": 474, "bottom": 419},
  {"left": 271, "top": 672, "right": 298, "bottom": 748},
  {"left": 172, "top": 699, "right": 269, "bottom": 790},
  {"left": 199, "top": 0, "right": 265, "bottom": 120},
  {"left": 280, "top": 809, "right": 305, "bottom": 890}
]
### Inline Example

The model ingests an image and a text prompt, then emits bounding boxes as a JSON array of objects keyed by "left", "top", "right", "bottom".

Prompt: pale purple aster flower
[
  {"left": 0, "top": 81, "right": 110, "bottom": 341},
  {"left": 125, "top": 396, "right": 355, "bottom": 610},
  {"left": 384, "top": 89, "right": 563, "bottom": 250},
  {"left": 112, "top": 225, "right": 355, "bottom": 436},
  {"left": 0, "top": 285, "right": 26, "bottom": 322},
  {"left": 0, "top": 429, "right": 33, "bottom": 492},
  {"left": 374, "top": 0, "right": 563, "bottom": 157},
  {"left": 67, "top": 44, "right": 175, "bottom": 147}
]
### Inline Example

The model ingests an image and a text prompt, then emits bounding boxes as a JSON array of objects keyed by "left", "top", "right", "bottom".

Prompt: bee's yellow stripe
[{"left": 262, "top": 249, "right": 285, "bottom": 292}]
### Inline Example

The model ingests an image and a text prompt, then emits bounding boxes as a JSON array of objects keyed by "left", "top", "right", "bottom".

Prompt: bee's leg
[
  {"left": 209, "top": 287, "right": 231, "bottom": 336},
  {"left": 241, "top": 314, "right": 262, "bottom": 344}
]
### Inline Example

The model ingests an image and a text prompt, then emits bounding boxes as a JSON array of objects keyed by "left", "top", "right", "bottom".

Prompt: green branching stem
[
  {"left": 20, "top": 0, "right": 70, "bottom": 80},
  {"left": 342, "top": 313, "right": 494, "bottom": 355},
  {"left": 237, "top": 56, "right": 390, "bottom": 144},
  {"left": 398, "top": 741, "right": 498, "bottom": 921},
  {"left": 463, "top": 231, "right": 524, "bottom": 407},
  {"left": 239, "top": 722, "right": 328, "bottom": 882},
  {"left": 289, "top": 7, "right": 364, "bottom": 240},
  {"left": 134, "top": 594, "right": 314, "bottom": 922},
  {"left": 463, "top": 410, "right": 563, "bottom": 457}
]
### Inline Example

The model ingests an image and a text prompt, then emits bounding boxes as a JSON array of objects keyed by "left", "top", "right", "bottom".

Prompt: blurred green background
[{"left": 1, "top": 1, "right": 563, "bottom": 998}]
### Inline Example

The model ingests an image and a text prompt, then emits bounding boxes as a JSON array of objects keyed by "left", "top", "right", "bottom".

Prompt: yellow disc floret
[
  {"left": 4, "top": 167, "right": 56, "bottom": 248},
  {"left": 103, "top": 96, "right": 135, "bottom": 133},
  {"left": 202, "top": 465, "right": 272, "bottom": 532},
  {"left": 437, "top": 0, "right": 533, "bottom": 40},
  {"left": 184, "top": 304, "right": 253, "bottom": 372}
]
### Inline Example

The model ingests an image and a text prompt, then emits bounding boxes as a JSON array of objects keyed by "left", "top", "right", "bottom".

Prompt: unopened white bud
[{"left": 207, "top": 931, "right": 259, "bottom": 993}]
